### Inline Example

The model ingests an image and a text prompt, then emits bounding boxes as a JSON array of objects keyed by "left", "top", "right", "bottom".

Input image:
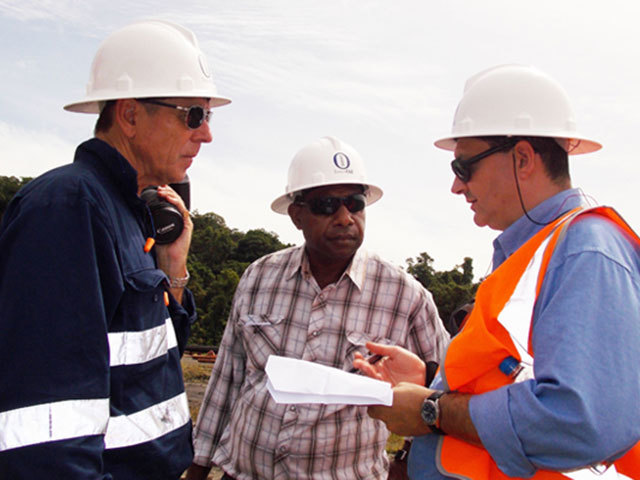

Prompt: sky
[{"left": 2, "top": 0, "right": 640, "bottom": 280}]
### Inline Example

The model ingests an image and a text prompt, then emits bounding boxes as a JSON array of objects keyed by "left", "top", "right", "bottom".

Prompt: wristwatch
[{"left": 420, "top": 391, "right": 446, "bottom": 435}]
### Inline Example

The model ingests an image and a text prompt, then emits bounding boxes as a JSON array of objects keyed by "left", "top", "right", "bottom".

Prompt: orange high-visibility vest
[{"left": 437, "top": 206, "right": 640, "bottom": 480}]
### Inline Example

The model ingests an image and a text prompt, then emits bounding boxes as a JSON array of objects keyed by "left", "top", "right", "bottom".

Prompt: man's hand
[
  {"left": 154, "top": 184, "right": 193, "bottom": 304},
  {"left": 368, "top": 382, "right": 434, "bottom": 436},
  {"left": 352, "top": 341, "right": 426, "bottom": 386},
  {"left": 369, "top": 384, "right": 482, "bottom": 445}
]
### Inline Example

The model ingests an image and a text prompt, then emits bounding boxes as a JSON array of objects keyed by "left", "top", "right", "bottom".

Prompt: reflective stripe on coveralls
[
  {"left": 0, "top": 317, "right": 188, "bottom": 451},
  {"left": 437, "top": 206, "right": 640, "bottom": 480},
  {"left": 108, "top": 317, "right": 178, "bottom": 367}
]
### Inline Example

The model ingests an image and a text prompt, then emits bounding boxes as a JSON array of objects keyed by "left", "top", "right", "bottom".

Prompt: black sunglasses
[
  {"left": 295, "top": 193, "right": 367, "bottom": 216},
  {"left": 451, "top": 139, "right": 517, "bottom": 183},
  {"left": 137, "top": 99, "right": 212, "bottom": 129}
]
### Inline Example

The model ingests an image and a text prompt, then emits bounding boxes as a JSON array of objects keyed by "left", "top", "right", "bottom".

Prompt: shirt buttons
[
  {"left": 279, "top": 445, "right": 288, "bottom": 453},
  {"left": 311, "top": 330, "right": 320, "bottom": 337},
  {"left": 289, "top": 405, "right": 297, "bottom": 412}
]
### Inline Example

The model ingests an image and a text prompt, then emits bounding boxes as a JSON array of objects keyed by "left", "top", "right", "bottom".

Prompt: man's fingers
[
  {"left": 367, "top": 405, "right": 386, "bottom": 420},
  {"left": 364, "top": 341, "right": 396, "bottom": 357}
]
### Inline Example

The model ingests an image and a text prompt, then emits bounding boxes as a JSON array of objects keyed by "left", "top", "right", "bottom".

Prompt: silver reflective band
[
  {"left": 104, "top": 392, "right": 190, "bottom": 449},
  {"left": 563, "top": 465, "right": 624, "bottom": 479},
  {"left": 108, "top": 317, "right": 177, "bottom": 367},
  {"left": 0, "top": 398, "right": 109, "bottom": 452},
  {"left": 496, "top": 235, "right": 551, "bottom": 374}
]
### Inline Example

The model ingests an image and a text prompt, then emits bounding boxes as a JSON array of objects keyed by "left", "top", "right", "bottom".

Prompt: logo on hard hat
[{"left": 333, "top": 152, "right": 351, "bottom": 170}]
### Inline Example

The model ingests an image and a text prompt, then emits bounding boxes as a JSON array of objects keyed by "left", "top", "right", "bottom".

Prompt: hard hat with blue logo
[{"left": 271, "top": 136, "right": 383, "bottom": 214}]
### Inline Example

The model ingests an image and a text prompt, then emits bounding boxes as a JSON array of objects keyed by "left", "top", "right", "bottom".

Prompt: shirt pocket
[
  {"left": 238, "top": 313, "right": 287, "bottom": 370},
  {"left": 116, "top": 268, "right": 168, "bottom": 331}
]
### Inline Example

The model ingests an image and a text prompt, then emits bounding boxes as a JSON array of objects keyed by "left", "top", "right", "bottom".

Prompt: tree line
[{"left": 1, "top": 175, "right": 477, "bottom": 346}]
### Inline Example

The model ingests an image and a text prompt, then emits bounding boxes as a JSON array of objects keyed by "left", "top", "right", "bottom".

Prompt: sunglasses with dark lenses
[
  {"left": 137, "top": 99, "right": 212, "bottom": 129},
  {"left": 450, "top": 140, "right": 517, "bottom": 183},
  {"left": 295, "top": 193, "right": 367, "bottom": 216}
]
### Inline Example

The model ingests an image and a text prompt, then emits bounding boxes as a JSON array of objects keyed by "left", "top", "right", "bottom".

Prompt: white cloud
[
  {"left": 0, "top": 122, "right": 74, "bottom": 177},
  {"left": 2, "top": 0, "right": 640, "bottom": 280}
]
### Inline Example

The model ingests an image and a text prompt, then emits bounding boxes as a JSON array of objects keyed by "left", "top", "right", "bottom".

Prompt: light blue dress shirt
[{"left": 409, "top": 189, "right": 640, "bottom": 478}]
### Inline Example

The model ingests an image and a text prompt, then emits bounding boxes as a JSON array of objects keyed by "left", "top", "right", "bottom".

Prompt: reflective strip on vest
[
  {"left": 104, "top": 391, "right": 190, "bottom": 449},
  {"left": 563, "top": 466, "right": 626, "bottom": 479},
  {"left": 439, "top": 206, "right": 640, "bottom": 480},
  {"left": 0, "top": 398, "right": 109, "bottom": 452},
  {"left": 108, "top": 317, "right": 177, "bottom": 367},
  {"left": 496, "top": 235, "right": 551, "bottom": 372}
]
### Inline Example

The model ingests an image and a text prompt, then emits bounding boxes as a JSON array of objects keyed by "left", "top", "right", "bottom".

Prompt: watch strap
[{"left": 426, "top": 391, "right": 446, "bottom": 435}]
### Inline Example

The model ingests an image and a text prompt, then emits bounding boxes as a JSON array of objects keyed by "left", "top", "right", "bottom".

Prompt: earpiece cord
[{"left": 512, "top": 153, "right": 550, "bottom": 226}]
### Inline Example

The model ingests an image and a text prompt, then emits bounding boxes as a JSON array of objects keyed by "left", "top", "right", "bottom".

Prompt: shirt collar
[
  {"left": 346, "top": 248, "right": 368, "bottom": 291},
  {"left": 285, "top": 245, "right": 368, "bottom": 292},
  {"left": 491, "top": 188, "right": 589, "bottom": 270},
  {"left": 75, "top": 138, "right": 140, "bottom": 202}
]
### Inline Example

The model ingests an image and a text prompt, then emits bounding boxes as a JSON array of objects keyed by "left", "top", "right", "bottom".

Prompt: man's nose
[
  {"left": 332, "top": 204, "right": 355, "bottom": 225},
  {"left": 451, "top": 175, "right": 466, "bottom": 195},
  {"left": 193, "top": 120, "right": 213, "bottom": 143}
]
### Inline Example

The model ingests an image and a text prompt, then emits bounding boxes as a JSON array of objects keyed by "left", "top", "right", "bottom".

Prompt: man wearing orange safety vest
[{"left": 353, "top": 65, "right": 640, "bottom": 479}]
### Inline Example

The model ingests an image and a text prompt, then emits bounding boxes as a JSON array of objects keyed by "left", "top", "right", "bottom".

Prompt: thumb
[{"left": 364, "top": 341, "right": 396, "bottom": 357}]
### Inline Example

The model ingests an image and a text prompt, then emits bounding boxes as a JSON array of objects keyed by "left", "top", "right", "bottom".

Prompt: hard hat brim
[
  {"left": 64, "top": 94, "right": 231, "bottom": 114},
  {"left": 434, "top": 132, "right": 602, "bottom": 155}
]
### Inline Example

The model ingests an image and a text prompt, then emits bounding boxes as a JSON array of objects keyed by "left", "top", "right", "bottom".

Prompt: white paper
[{"left": 265, "top": 355, "right": 392, "bottom": 406}]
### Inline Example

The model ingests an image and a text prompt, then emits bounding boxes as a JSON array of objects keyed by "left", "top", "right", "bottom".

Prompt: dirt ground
[
  {"left": 182, "top": 357, "right": 223, "bottom": 480},
  {"left": 185, "top": 381, "right": 208, "bottom": 417}
]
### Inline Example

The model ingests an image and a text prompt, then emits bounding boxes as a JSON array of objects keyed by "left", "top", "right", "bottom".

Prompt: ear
[
  {"left": 288, "top": 203, "right": 303, "bottom": 230},
  {"left": 513, "top": 140, "right": 537, "bottom": 180},
  {"left": 113, "top": 99, "right": 138, "bottom": 138}
]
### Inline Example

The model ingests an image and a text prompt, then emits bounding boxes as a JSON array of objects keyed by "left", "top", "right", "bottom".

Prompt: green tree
[
  {"left": 189, "top": 211, "right": 237, "bottom": 269},
  {"left": 187, "top": 211, "right": 290, "bottom": 346},
  {"left": 189, "top": 265, "right": 240, "bottom": 346},
  {"left": 233, "top": 228, "right": 288, "bottom": 263},
  {"left": 405, "top": 252, "right": 436, "bottom": 288},
  {"left": 406, "top": 252, "right": 478, "bottom": 333},
  {"left": 0, "top": 176, "right": 32, "bottom": 221}
]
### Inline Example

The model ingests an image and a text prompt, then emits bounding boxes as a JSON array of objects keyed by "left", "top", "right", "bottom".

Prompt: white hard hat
[
  {"left": 434, "top": 64, "right": 601, "bottom": 155},
  {"left": 64, "top": 20, "right": 231, "bottom": 113},
  {"left": 271, "top": 136, "right": 383, "bottom": 214}
]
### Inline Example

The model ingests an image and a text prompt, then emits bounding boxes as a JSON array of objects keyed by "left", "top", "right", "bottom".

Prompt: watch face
[{"left": 421, "top": 399, "right": 438, "bottom": 426}]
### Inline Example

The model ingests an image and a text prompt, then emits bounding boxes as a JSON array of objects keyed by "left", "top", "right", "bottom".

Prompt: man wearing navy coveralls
[{"left": 0, "top": 20, "right": 230, "bottom": 479}]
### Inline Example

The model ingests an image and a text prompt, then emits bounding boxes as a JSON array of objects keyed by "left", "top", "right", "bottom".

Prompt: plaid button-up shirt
[{"left": 192, "top": 246, "right": 449, "bottom": 480}]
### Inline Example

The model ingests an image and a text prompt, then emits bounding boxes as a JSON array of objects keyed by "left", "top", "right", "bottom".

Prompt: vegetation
[
  {"left": 0, "top": 176, "right": 32, "bottom": 222},
  {"left": 0, "top": 175, "right": 478, "bottom": 346},
  {"left": 406, "top": 252, "right": 477, "bottom": 329},
  {"left": 187, "top": 212, "right": 291, "bottom": 346}
]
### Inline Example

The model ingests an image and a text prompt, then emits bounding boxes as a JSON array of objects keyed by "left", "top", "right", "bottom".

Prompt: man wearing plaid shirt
[{"left": 186, "top": 136, "right": 449, "bottom": 480}]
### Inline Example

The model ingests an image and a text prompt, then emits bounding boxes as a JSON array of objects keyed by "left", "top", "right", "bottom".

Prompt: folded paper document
[{"left": 265, "top": 355, "right": 393, "bottom": 405}]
